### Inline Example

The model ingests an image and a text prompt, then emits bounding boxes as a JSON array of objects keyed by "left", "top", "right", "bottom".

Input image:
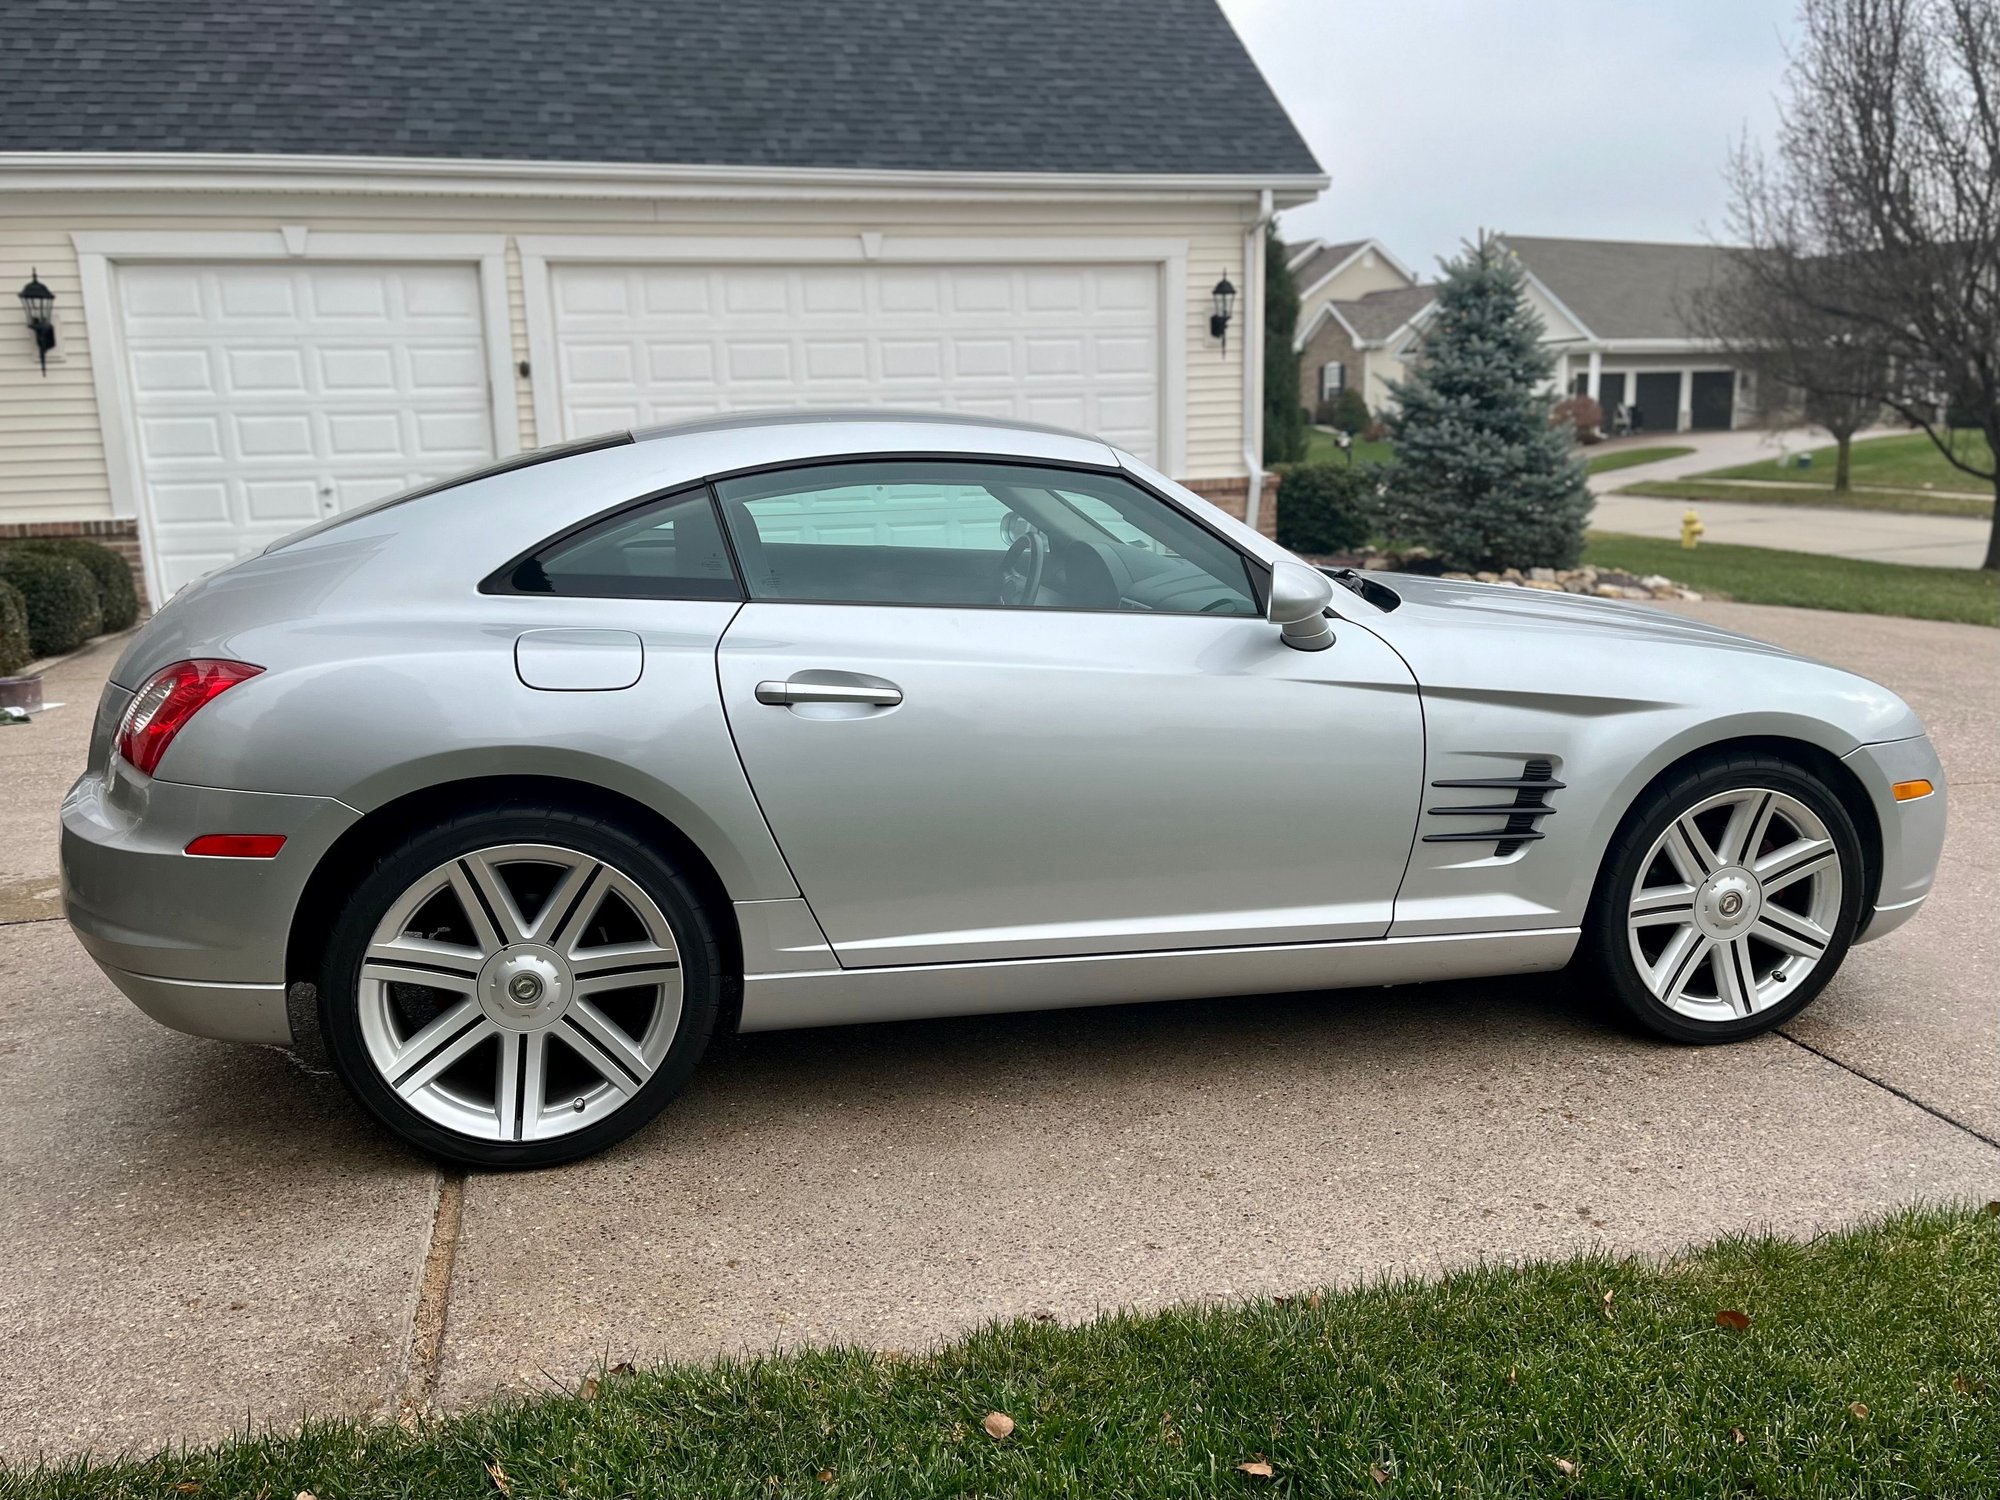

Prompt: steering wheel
[{"left": 997, "top": 530, "right": 1047, "bottom": 606}]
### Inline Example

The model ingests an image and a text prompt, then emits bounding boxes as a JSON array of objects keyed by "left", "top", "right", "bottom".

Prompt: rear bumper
[
  {"left": 1842, "top": 734, "right": 1948, "bottom": 944},
  {"left": 61, "top": 767, "right": 358, "bottom": 1045}
]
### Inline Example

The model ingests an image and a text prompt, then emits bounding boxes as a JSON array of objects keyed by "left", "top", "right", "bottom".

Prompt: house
[
  {"left": 1497, "top": 236, "right": 1756, "bottom": 434},
  {"left": 1287, "top": 233, "right": 1757, "bottom": 435},
  {"left": 1286, "top": 239, "right": 1436, "bottom": 419},
  {"left": 0, "top": 0, "right": 1325, "bottom": 604}
]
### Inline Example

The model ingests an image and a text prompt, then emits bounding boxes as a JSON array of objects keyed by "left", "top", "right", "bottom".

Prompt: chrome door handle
[{"left": 754, "top": 679, "right": 903, "bottom": 707}]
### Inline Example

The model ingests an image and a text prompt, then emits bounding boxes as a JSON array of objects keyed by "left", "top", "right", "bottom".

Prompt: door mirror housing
[{"left": 1266, "top": 560, "right": 1336, "bottom": 651}]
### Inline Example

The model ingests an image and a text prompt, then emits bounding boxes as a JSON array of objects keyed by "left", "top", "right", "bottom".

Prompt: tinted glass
[
  {"left": 713, "top": 461, "right": 1258, "bottom": 615},
  {"left": 500, "top": 488, "right": 741, "bottom": 600}
]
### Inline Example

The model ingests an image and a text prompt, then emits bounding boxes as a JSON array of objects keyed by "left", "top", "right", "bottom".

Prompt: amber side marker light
[
  {"left": 1892, "top": 779, "right": 1935, "bottom": 802},
  {"left": 185, "top": 834, "right": 287, "bottom": 858}
]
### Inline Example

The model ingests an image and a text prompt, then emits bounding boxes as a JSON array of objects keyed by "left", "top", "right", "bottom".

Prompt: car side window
[
  {"left": 712, "top": 460, "right": 1259, "bottom": 615},
  {"left": 495, "top": 488, "right": 742, "bottom": 600}
]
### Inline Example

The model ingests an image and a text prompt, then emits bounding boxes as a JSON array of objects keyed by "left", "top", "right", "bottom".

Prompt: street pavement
[
  {"left": 1584, "top": 427, "right": 1991, "bottom": 569},
  {"left": 1, "top": 606, "right": 1994, "bottom": 1460}
]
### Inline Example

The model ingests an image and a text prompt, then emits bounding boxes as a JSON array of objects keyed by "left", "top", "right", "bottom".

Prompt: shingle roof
[
  {"left": 1290, "top": 240, "right": 1370, "bottom": 290},
  {"left": 1333, "top": 283, "right": 1437, "bottom": 342},
  {"left": 1500, "top": 236, "right": 1736, "bottom": 340},
  {"left": 3, "top": 0, "right": 1322, "bottom": 177}
]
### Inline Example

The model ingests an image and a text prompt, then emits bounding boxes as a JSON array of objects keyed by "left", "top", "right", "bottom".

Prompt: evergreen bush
[
  {"left": 1322, "top": 387, "right": 1371, "bottom": 435},
  {"left": 14, "top": 538, "right": 139, "bottom": 631},
  {"left": 1386, "top": 238, "right": 1591, "bottom": 570},
  {"left": 0, "top": 579, "right": 30, "bottom": 676},
  {"left": 1263, "top": 230, "right": 1309, "bottom": 465},
  {"left": 0, "top": 548, "right": 103, "bottom": 658},
  {"left": 1275, "top": 462, "right": 1389, "bottom": 556}
]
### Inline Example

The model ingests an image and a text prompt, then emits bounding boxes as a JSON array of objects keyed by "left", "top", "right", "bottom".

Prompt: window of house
[{"left": 1320, "top": 361, "right": 1347, "bottom": 401}]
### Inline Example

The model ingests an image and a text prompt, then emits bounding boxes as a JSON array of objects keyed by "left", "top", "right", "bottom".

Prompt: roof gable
[
  {"left": 1499, "top": 236, "right": 1736, "bottom": 341},
  {"left": 3, "top": 0, "right": 1323, "bottom": 178}
]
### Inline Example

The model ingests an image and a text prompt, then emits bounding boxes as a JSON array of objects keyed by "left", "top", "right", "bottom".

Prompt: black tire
[
  {"left": 1580, "top": 751, "right": 1866, "bottom": 1044},
  {"left": 319, "top": 803, "right": 722, "bottom": 1168}
]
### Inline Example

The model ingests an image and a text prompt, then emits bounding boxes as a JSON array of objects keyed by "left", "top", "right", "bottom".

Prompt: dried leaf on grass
[
  {"left": 580, "top": 1374, "right": 600, "bottom": 1401},
  {"left": 1369, "top": 1463, "right": 1390, "bottom": 1485},
  {"left": 1553, "top": 1457, "right": 1578, "bottom": 1476},
  {"left": 1235, "top": 1458, "right": 1274, "bottom": 1478},
  {"left": 1850, "top": 1402, "right": 1871, "bottom": 1420},
  {"left": 981, "top": 1411, "right": 1015, "bottom": 1441},
  {"left": 486, "top": 1460, "right": 513, "bottom": 1494},
  {"left": 1714, "top": 1309, "right": 1751, "bottom": 1331}
]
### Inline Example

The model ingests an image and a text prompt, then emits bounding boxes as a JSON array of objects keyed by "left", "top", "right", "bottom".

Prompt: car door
[{"left": 711, "top": 457, "right": 1424, "bottom": 968}]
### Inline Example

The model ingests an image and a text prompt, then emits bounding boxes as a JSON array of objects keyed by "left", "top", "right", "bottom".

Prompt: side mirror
[{"left": 1266, "top": 560, "right": 1336, "bottom": 651}]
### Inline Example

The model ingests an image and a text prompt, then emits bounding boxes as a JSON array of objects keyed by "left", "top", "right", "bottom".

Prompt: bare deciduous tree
[
  {"left": 1688, "top": 266, "right": 1890, "bottom": 491},
  {"left": 1723, "top": 0, "right": 2000, "bottom": 566}
]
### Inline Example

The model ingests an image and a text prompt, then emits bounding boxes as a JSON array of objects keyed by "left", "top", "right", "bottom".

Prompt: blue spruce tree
[{"left": 1386, "top": 237, "right": 1590, "bottom": 570}]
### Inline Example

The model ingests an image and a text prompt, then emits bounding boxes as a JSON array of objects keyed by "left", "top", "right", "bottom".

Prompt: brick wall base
[
  {"left": 0, "top": 519, "right": 150, "bottom": 612},
  {"left": 1177, "top": 474, "right": 1281, "bottom": 540}
]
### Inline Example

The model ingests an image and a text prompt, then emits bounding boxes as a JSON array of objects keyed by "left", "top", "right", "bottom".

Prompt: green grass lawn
[
  {"left": 1621, "top": 478, "right": 1993, "bottom": 519},
  {"left": 1302, "top": 428, "right": 1394, "bottom": 466},
  {"left": 1700, "top": 430, "right": 1994, "bottom": 493},
  {"left": 10, "top": 1206, "right": 1996, "bottom": 1499},
  {"left": 1586, "top": 532, "right": 1999, "bottom": 626},
  {"left": 1585, "top": 444, "right": 1694, "bottom": 475}
]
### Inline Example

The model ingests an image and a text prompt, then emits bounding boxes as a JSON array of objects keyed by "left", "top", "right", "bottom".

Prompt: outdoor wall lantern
[
  {"left": 1209, "top": 273, "right": 1236, "bottom": 352},
  {"left": 19, "top": 270, "right": 56, "bottom": 374}
]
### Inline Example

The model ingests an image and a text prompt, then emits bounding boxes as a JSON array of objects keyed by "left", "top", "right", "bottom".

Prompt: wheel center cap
[
  {"left": 1695, "top": 868, "right": 1761, "bottom": 939},
  {"left": 477, "top": 946, "right": 570, "bottom": 1031}
]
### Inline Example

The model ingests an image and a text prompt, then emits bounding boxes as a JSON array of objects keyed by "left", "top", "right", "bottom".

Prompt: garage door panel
[
  {"left": 548, "top": 261, "right": 1162, "bottom": 462},
  {"left": 119, "top": 262, "right": 495, "bottom": 596}
]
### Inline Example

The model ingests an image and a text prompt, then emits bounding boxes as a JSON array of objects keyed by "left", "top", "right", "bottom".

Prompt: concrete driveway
[{"left": 2, "top": 606, "right": 1994, "bottom": 1460}]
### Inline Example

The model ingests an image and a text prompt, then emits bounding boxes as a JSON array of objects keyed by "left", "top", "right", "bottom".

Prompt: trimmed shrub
[
  {"left": 0, "top": 579, "right": 30, "bottom": 676},
  {"left": 0, "top": 548, "right": 103, "bottom": 659},
  {"left": 14, "top": 537, "right": 139, "bottom": 631},
  {"left": 1318, "top": 386, "right": 1371, "bottom": 435},
  {"left": 1275, "top": 461, "right": 1390, "bottom": 556}
]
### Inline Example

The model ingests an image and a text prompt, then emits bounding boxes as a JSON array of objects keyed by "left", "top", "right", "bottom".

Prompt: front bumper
[
  {"left": 61, "top": 765, "right": 358, "bottom": 1045},
  {"left": 1842, "top": 734, "right": 1948, "bottom": 943}
]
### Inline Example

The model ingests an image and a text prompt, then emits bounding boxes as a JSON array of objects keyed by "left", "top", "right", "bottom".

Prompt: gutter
[
  {"left": 0, "top": 151, "right": 1330, "bottom": 205},
  {"left": 1243, "top": 187, "right": 1274, "bottom": 533}
]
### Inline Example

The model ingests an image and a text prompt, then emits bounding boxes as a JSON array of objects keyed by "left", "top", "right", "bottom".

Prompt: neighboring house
[
  {"left": 0, "top": 0, "right": 1324, "bottom": 604},
  {"left": 1497, "top": 236, "right": 1755, "bottom": 434},
  {"left": 1286, "top": 239, "right": 1434, "bottom": 418}
]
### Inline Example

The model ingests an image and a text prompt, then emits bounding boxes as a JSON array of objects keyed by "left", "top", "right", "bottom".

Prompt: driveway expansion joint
[
  {"left": 396, "top": 1168, "right": 468, "bottom": 1426},
  {"left": 1779, "top": 1030, "right": 2000, "bottom": 1151}
]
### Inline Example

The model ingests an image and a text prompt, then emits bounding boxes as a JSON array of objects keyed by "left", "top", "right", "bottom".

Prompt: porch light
[
  {"left": 18, "top": 269, "right": 55, "bottom": 374},
  {"left": 1210, "top": 273, "right": 1236, "bottom": 351}
]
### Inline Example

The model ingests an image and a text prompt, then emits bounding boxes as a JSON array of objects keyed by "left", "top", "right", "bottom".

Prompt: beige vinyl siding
[
  {"left": 0, "top": 192, "right": 1255, "bottom": 528},
  {"left": 0, "top": 223, "right": 113, "bottom": 521}
]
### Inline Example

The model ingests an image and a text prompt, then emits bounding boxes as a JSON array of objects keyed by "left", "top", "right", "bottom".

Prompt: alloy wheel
[
  {"left": 355, "top": 843, "right": 683, "bottom": 1143},
  {"left": 1626, "top": 787, "right": 1843, "bottom": 1023}
]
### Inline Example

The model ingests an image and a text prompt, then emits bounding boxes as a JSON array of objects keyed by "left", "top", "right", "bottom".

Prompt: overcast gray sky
[{"left": 1219, "top": 0, "right": 1798, "bottom": 276}]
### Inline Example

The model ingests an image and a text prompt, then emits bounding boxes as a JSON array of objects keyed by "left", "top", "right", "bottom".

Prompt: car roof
[{"left": 630, "top": 407, "right": 1097, "bottom": 447}]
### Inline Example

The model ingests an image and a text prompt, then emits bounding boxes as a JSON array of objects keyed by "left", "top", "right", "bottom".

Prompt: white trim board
[
  {"left": 516, "top": 233, "right": 1191, "bottom": 477},
  {"left": 6, "top": 151, "right": 1327, "bottom": 207},
  {"left": 69, "top": 229, "right": 520, "bottom": 602}
]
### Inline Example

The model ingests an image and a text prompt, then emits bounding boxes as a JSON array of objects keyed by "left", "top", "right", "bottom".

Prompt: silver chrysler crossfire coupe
[{"left": 62, "top": 412, "right": 1947, "bottom": 1166}]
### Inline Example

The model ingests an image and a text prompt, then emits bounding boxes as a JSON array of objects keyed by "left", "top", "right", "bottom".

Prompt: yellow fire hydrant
[{"left": 1681, "top": 507, "right": 1705, "bottom": 550}]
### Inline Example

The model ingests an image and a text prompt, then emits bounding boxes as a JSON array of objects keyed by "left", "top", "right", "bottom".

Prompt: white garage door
[
  {"left": 118, "top": 263, "right": 496, "bottom": 596},
  {"left": 547, "top": 262, "right": 1161, "bottom": 463}
]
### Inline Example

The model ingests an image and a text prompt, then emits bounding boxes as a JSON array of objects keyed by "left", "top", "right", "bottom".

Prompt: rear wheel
[
  {"left": 320, "top": 805, "right": 721, "bottom": 1167},
  {"left": 1583, "top": 754, "right": 1864, "bottom": 1043}
]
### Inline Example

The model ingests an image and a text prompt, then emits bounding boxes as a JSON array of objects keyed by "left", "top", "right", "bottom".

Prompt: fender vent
[{"left": 1422, "top": 757, "right": 1563, "bottom": 857}]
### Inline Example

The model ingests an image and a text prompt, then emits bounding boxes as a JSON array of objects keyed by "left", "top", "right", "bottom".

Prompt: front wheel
[
  {"left": 1582, "top": 754, "right": 1865, "bottom": 1043},
  {"left": 319, "top": 805, "right": 722, "bottom": 1167}
]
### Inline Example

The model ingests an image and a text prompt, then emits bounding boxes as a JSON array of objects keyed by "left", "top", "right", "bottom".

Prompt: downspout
[{"left": 1243, "top": 188, "right": 1273, "bottom": 533}]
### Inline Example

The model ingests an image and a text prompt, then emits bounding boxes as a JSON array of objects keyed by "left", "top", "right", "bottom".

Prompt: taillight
[{"left": 116, "top": 659, "right": 262, "bottom": 776}]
